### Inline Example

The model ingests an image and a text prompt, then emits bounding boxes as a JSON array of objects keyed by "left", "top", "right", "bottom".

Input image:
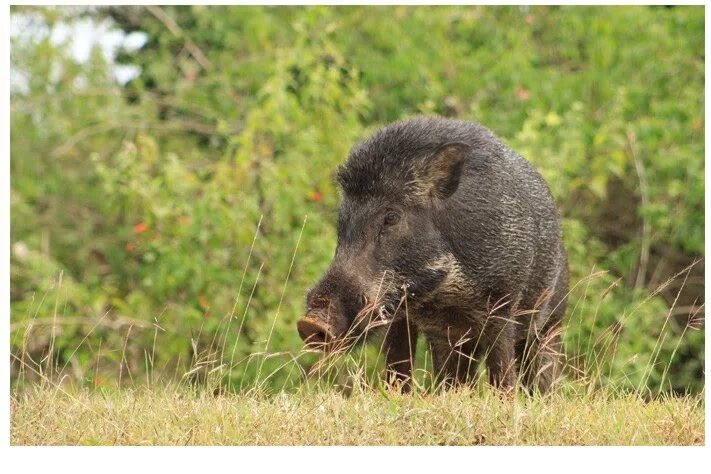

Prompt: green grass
[{"left": 11, "top": 382, "right": 704, "bottom": 446}]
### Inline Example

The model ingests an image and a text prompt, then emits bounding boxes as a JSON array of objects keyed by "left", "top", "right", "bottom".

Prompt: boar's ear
[{"left": 419, "top": 142, "right": 469, "bottom": 200}]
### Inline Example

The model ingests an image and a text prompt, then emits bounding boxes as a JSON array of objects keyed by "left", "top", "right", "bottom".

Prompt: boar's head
[{"left": 297, "top": 118, "right": 471, "bottom": 350}]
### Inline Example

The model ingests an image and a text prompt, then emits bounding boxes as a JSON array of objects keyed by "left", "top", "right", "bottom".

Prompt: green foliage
[{"left": 10, "top": 6, "right": 704, "bottom": 394}]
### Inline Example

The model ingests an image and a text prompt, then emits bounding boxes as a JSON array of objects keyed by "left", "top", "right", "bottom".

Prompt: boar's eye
[{"left": 382, "top": 210, "right": 401, "bottom": 228}]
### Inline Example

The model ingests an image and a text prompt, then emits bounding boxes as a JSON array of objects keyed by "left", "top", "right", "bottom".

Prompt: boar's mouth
[
  {"left": 355, "top": 298, "right": 398, "bottom": 327},
  {"left": 298, "top": 295, "right": 402, "bottom": 352}
]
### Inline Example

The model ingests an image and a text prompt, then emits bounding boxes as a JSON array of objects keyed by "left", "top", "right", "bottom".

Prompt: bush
[{"left": 10, "top": 5, "right": 704, "bottom": 394}]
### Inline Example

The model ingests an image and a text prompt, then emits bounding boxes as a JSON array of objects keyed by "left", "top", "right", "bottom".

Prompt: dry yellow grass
[{"left": 10, "top": 383, "right": 704, "bottom": 446}]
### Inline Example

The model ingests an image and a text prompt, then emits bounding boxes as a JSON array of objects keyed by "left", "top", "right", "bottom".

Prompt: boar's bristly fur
[{"left": 299, "top": 116, "right": 569, "bottom": 394}]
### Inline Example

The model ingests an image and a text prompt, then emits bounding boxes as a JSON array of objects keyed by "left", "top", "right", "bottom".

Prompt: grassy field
[{"left": 11, "top": 383, "right": 704, "bottom": 446}]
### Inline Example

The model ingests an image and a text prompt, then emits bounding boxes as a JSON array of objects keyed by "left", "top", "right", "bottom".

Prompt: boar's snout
[
  {"left": 298, "top": 293, "right": 340, "bottom": 348},
  {"left": 300, "top": 266, "right": 374, "bottom": 349},
  {"left": 296, "top": 317, "right": 334, "bottom": 347}
]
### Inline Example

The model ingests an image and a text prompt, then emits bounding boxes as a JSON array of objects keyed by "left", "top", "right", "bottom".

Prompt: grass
[
  {"left": 10, "top": 381, "right": 704, "bottom": 446},
  {"left": 9, "top": 226, "right": 704, "bottom": 447},
  {"left": 9, "top": 259, "right": 705, "bottom": 446}
]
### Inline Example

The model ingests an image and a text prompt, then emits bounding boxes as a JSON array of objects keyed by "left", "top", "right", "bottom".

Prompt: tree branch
[{"left": 145, "top": 5, "right": 213, "bottom": 71}]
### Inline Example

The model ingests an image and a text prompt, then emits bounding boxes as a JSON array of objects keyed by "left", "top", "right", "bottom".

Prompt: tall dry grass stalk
[{"left": 9, "top": 218, "right": 704, "bottom": 402}]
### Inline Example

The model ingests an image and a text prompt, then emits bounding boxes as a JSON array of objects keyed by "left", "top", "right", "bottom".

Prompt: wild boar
[{"left": 297, "top": 117, "right": 568, "bottom": 393}]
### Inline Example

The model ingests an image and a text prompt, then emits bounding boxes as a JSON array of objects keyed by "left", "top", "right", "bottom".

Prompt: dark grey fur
[{"left": 298, "top": 116, "right": 568, "bottom": 393}]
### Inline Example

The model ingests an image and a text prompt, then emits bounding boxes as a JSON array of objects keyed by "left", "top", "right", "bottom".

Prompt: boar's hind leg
[
  {"left": 518, "top": 321, "right": 563, "bottom": 394},
  {"left": 384, "top": 316, "right": 418, "bottom": 393},
  {"left": 482, "top": 315, "right": 518, "bottom": 392},
  {"left": 519, "top": 262, "right": 568, "bottom": 394}
]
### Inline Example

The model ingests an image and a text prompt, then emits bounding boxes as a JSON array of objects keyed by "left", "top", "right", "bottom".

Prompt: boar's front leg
[
  {"left": 384, "top": 315, "right": 418, "bottom": 393},
  {"left": 429, "top": 336, "right": 478, "bottom": 389}
]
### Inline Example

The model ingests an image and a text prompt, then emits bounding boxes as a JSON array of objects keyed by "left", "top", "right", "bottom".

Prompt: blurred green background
[{"left": 10, "top": 5, "right": 704, "bottom": 394}]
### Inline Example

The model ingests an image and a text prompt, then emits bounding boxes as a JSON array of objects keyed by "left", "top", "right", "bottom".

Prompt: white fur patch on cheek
[{"left": 426, "top": 252, "right": 472, "bottom": 295}]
